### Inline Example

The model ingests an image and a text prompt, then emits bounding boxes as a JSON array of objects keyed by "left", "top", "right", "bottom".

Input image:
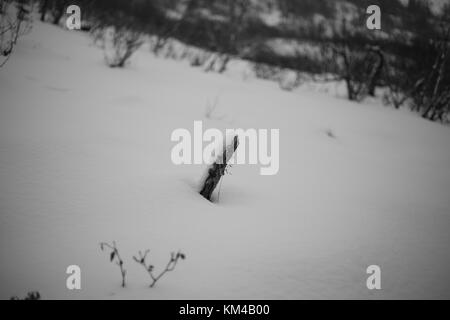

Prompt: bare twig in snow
[
  {"left": 133, "top": 249, "right": 185, "bottom": 288},
  {"left": 100, "top": 241, "right": 127, "bottom": 287}
]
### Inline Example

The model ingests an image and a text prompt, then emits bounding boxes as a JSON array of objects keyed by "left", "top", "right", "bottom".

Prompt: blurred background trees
[{"left": 24, "top": 0, "right": 450, "bottom": 121}]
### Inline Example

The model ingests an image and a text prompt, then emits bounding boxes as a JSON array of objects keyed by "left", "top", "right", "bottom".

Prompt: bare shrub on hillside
[
  {"left": 0, "top": 0, "right": 33, "bottom": 68},
  {"left": 382, "top": 62, "right": 409, "bottom": 109},
  {"left": 321, "top": 41, "right": 384, "bottom": 101},
  {"left": 412, "top": 27, "right": 450, "bottom": 122},
  {"left": 98, "top": 26, "right": 143, "bottom": 68},
  {"left": 204, "top": 0, "right": 251, "bottom": 73}
]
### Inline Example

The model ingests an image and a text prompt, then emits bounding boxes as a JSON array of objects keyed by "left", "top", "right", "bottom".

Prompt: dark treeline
[{"left": 35, "top": 0, "right": 450, "bottom": 121}]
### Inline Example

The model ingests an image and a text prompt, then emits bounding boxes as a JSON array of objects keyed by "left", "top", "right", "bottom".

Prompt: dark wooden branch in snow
[
  {"left": 100, "top": 241, "right": 127, "bottom": 287},
  {"left": 133, "top": 250, "right": 185, "bottom": 288},
  {"left": 200, "top": 135, "right": 239, "bottom": 201}
]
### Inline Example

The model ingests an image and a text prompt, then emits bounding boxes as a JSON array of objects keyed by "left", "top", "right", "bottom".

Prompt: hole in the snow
[{"left": 325, "top": 129, "right": 336, "bottom": 139}]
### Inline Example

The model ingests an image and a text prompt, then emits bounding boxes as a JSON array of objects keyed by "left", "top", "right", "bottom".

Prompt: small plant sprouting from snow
[
  {"left": 10, "top": 291, "right": 41, "bottom": 300},
  {"left": 133, "top": 249, "right": 185, "bottom": 288},
  {"left": 99, "top": 241, "right": 186, "bottom": 289},
  {"left": 100, "top": 241, "right": 127, "bottom": 287}
]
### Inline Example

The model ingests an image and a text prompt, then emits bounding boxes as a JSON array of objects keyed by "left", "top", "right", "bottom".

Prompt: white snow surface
[{"left": 1, "top": 21, "right": 450, "bottom": 299}]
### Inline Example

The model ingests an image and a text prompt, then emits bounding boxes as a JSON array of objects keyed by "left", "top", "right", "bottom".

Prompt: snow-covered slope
[{"left": 1, "top": 21, "right": 450, "bottom": 299}]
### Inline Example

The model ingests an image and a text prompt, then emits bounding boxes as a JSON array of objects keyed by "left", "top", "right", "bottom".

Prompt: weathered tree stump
[{"left": 200, "top": 135, "right": 239, "bottom": 201}]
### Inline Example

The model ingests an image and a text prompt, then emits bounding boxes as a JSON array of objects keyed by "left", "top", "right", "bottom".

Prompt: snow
[{"left": 1, "top": 20, "right": 450, "bottom": 300}]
